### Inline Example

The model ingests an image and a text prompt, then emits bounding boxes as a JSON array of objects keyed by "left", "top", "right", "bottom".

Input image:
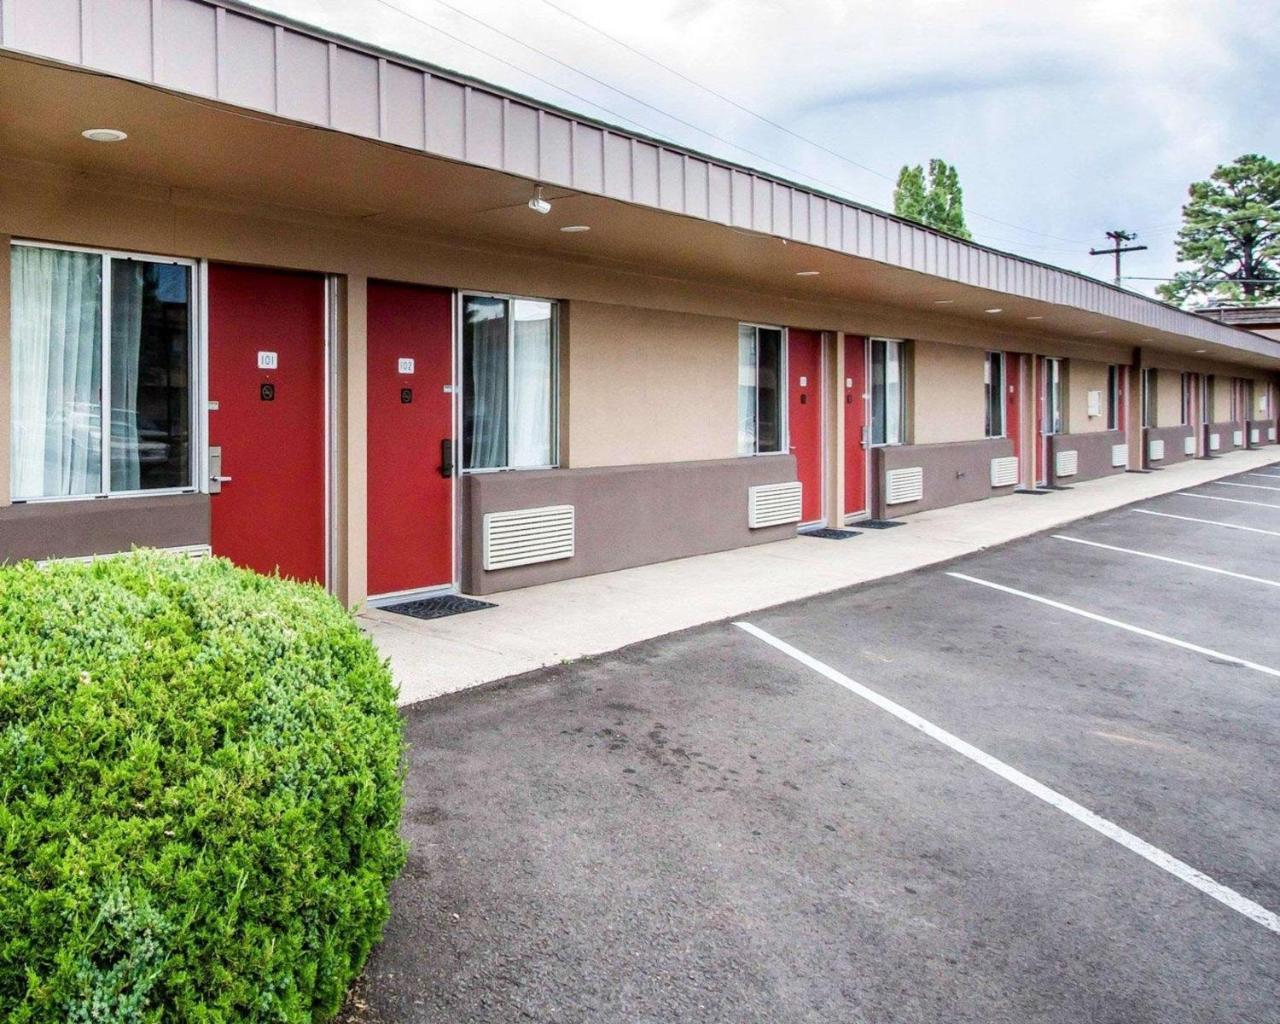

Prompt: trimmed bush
[{"left": 0, "top": 552, "right": 405, "bottom": 1023}]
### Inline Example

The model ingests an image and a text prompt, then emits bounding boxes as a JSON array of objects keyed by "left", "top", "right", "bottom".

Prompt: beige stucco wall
[
  {"left": 565, "top": 302, "right": 739, "bottom": 467},
  {"left": 911, "top": 340, "right": 985, "bottom": 444},
  {"left": 1155, "top": 368, "right": 1186, "bottom": 428},
  {"left": 1067, "top": 359, "right": 1112, "bottom": 435},
  {"left": 1212, "top": 376, "right": 1233, "bottom": 421}
]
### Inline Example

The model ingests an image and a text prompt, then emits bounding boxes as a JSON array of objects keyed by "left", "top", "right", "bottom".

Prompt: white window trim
[
  {"left": 457, "top": 290, "right": 560, "bottom": 474},
  {"left": 868, "top": 336, "right": 907, "bottom": 447},
  {"left": 738, "top": 322, "right": 788, "bottom": 457},
  {"left": 9, "top": 240, "right": 200, "bottom": 504}
]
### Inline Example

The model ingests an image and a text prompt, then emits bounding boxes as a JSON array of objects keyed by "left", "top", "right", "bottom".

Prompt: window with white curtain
[
  {"left": 9, "top": 243, "right": 194, "bottom": 500},
  {"left": 736, "top": 324, "right": 784, "bottom": 455},
  {"left": 461, "top": 293, "right": 556, "bottom": 471},
  {"left": 870, "top": 338, "right": 906, "bottom": 446},
  {"left": 984, "top": 352, "right": 1005, "bottom": 438}
]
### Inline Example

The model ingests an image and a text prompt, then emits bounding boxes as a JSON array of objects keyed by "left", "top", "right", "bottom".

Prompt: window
[
  {"left": 1106, "top": 365, "right": 1121, "bottom": 431},
  {"left": 870, "top": 338, "right": 907, "bottom": 445},
  {"left": 1180, "top": 372, "right": 1193, "bottom": 425},
  {"left": 1141, "top": 368, "right": 1156, "bottom": 427},
  {"left": 984, "top": 352, "right": 1005, "bottom": 438},
  {"left": 737, "top": 324, "right": 784, "bottom": 455},
  {"left": 10, "top": 243, "right": 194, "bottom": 500},
  {"left": 1043, "top": 357, "right": 1064, "bottom": 435},
  {"left": 1202, "top": 375, "right": 1214, "bottom": 423},
  {"left": 461, "top": 294, "right": 557, "bottom": 471}
]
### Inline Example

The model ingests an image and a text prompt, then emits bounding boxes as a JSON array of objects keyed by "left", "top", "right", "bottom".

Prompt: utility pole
[{"left": 1090, "top": 229, "right": 1148, "bottom": 287}]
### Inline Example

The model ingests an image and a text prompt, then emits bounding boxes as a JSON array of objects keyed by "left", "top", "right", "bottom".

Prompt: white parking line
[
  {"left": 1214, "top": 481, "right": 1280, "bottom": 493},
  {"left": 734, "top": 621, "right": 1280, "bottom": 935},
  {"left": 1178, "top": 492, "right": 1280, "bottom": 510},
  {"left": 1133, "top": 509, "right": 1280, "bottom": 538},
  {"left": 946, "top": 572, "right": 1280, "bottom": 680},
  {"left": 1246, "top": 472, "right": 1280, "bottom": 480},
  {"left": 1051, "top": 534, "right": 1280, "bottom": 588}
]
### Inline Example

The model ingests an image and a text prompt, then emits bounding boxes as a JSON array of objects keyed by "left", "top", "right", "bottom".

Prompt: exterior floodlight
[{"left": 528, "top": 186, "right": 551, "bottom": 215}]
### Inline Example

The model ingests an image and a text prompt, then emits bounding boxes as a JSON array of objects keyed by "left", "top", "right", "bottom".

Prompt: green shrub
[{"left": 0, "top": 552, "right": 405, "bottom": 1023}]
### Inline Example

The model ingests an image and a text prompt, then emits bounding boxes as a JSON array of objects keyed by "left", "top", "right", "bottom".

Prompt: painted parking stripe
[
  {"left": 1215, "top": 481, "right": 1280, "bottom": 492},
  {"left": 1245, "top": 472, "right": 1280, "bottom": 480},
  {"left": 947, "top": 572, "right": 1280, "bottom": 680},
  {"left": 734, "top": 621, "right": 1280, "bottom": 935},
  {"left": 1133, "top": 509, "right": 1280, "bottom": 538},
  {"left": 1178, "top": 492, "right": 1280, "bottom": 510},
  {"left": 1052, "top": 534, "right": 1280, "bottom": 589}
]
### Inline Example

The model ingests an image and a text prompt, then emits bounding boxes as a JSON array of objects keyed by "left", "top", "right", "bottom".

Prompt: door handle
[{"left": 439, "top": 438, "right": 454, "bottom": 479}]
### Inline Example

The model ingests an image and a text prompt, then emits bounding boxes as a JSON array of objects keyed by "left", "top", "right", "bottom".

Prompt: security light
[
  {"left": 528, "top": 186, "right": 551, "bottom": 215},
  {"left": 81, "top": 128, "right": 127, "bottom": 142}
]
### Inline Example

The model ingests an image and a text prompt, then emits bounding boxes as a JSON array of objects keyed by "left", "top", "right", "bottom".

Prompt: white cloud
[{"left": 252, "top": 0, "right": 1280, "bottom": 294}]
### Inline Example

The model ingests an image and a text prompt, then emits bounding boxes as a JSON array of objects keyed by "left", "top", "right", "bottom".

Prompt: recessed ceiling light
[
  {"left": 1026, "top": 315, "right": 1044, "bottom": 320},
  {"left": 1194, "top": 349, "right": 1207, "bottom": 354},
  {"left": 795, "top": 270, "right": 820, "bottom": 276},
  {"left": 934, "top": 299, "right": 955, "bottom": 304},
  {"left": 559, "top": 225, "right": 590, "bottom": 233},
  {"left": 1091, "top": 329, "right": 1108, "bottom": 335},
  {"left": 984, "top": 308, "right": 1003, "bottom": 314},
  {"left": 81, "top": 128, "right": 127, "bottom": 142}
]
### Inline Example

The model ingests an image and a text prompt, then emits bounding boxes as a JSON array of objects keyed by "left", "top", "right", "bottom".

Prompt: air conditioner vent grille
[
  {"left": 1148, "top": 438, "right": 1166, "bottom": 462},
  {"left": 885, "top": 466, "right": 924, "bottom": 505},
  {"left": 748, "top": 482, "right": 803, "bottom": 528},
  {"left": 990, "top": 456, "right": 1019, "bottom": 488},
  {"left": 1209, "top": 433, "right": 1221, "bottom": 451},
  {"left": 1184, "top": 435, "right": 1196, "bottom": 456},
  {"left": 1250, "top": 428, "right": 1261, "bottom": 444},
  {"left": 483, "top": 505, "right": 575, "bottom": 571},
  {"left": 1111, "top": 443, "right": 1128, "bottom": 468},
  {"left": 1234, "top": 430, "right": 1245, "bottom": 447},
  {"left": 1054, "top": 450, "right": 1079, "bottom": 478}
]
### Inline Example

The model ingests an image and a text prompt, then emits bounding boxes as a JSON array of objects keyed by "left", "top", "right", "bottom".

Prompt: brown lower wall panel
[
  {"left": 1144, "top": 424, "right": 1194, "bottom": 466},
  {"left": 461, "top": 456, "right": 799, "bottom": 595},
  {"left": 1206, "top": 420, "right": 1247, "bottom": 452},
  {"left": 1049, "top": 430, "right": 1126, "bottom": 484},
  {"left": 874, "top": 438, "right": 1016, "bottom": 518},
  {"left": 0, "top": 493, "right": 211, "bottom": 563}
]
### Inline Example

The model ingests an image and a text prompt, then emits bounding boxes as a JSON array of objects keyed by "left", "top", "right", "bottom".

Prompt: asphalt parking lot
[{"left": 353, "top": 460, "right": 1280, "bottom": 1024}]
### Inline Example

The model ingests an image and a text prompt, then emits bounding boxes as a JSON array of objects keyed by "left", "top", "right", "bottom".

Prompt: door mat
[
  {"left": 1044, "top": 484, "right": 1074, "bottom": 491},
  {"left": 1014, "top": 488, "right": 1052, "bottom": 495},
  {"left": 856, "top": 520, "right": 907, "bottom": 529},
  {"left": 801, "top": 528, "right": 862, "bottom": 540},
  {"left": 381, "top": 595, "right": 496, "bottom": 620}
]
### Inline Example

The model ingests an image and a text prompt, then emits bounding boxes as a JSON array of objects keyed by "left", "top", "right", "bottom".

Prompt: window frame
[
  {"left": 1180, "top": 372, "right": 1193, "bottom": 426},
  {"left": 9, "top": 239, "right": 199, "bottom": 504},
  {"left": 1043, "top": 357, "right": 1065, "bottom": 436},
  {"left": 984, "top": 351, "right": 1006, "bottom": 439},
  {"left": 457, "top": 290, "right": 561, "bottom": 475},
  {"left": 1106, "top": 365, "right": 1121, "bottom": 431},
  {"left": 737, "top": 322, "right": 788, "bottom": 457},
  {"left": 1141, "top": 367, "right": 1156, "bottom": 428},
  {"left": 869, "top": 337, "right": 908, "bottom": 447}
]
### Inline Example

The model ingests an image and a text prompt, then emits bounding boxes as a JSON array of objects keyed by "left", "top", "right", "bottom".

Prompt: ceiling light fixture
[
  {"left": 1194, "top": 349, "right": 1207, "bottom": 354},
  {"left": 984, "top": 308, "right": 1003, "bottom": 314},
  {"left": 560, "top": 225, "right": 590, "bottom": 233},
  {"left": 528, "top": 185, "right": 551, "bottom": 215},
  {"left": 933, "top": 299, "right": 955, "bottom": 304},
  {"left": 1026, "top": 315, "right": 1044, "bottom": 320},
  {"left": 81, "top": 128, "right": 127, "bottom": 142},
  {"left": 795, "top": 270, "right": 820, "bottom": 276}
]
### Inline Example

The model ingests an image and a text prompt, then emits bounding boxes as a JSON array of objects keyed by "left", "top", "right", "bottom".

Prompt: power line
[{"left": 531, "top": 0, "right": 1093, "bottom": 246}]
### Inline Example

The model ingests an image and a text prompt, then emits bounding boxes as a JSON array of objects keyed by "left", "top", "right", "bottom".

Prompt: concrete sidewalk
[{"left": 361, "top": 448, "right": 1280, "bottom": 707}]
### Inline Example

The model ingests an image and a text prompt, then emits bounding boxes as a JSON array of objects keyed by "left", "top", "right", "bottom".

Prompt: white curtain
[
  {"left": 465, "top": 297, "right": 508, "bottom": 469},
  {"left": 10, "top": 247, "right": 103, "bottom": 498},
  {"left": 509, "top": 301, "right": 553, "bottom": 467},
  {"left": 110, "top": 260, "right": 144, "bottom": 491},
  {"left": 737, "top": 325, "right": 757, "bottom": 455}
]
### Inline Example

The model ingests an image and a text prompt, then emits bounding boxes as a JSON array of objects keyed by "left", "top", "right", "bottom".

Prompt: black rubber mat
[
  {"left": 382, "top": 595, "right": 496, "bottom": 620},
  {"left": 856, "top": 520, "right": 907, "bottom": 529},
  {"left": 801, "top": 528, "right": 862, "bottom": 540},
  {"left": 1014, "top": 488, "right": 1052, "bottom": 495}
]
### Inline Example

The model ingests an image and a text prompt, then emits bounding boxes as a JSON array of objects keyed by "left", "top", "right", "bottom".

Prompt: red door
[
  {"left": 1005, "top": 353, "right": 1022, "bottom": 467},
  {"left": 788, "top": 329, "right": 824, "bottom": 524},
  {"left": 208, "top": 265, "right": 327, "bottom": 583},
  {"left": 366, "top": 281, "right": 454, "bottom": 596},
  {"left": 843, "top": 335, "right": 868, "bottom": 517}
]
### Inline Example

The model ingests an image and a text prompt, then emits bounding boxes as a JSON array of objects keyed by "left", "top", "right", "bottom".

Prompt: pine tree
[{"left": 893, "top": 159, "right": 971, "bottom": 240}]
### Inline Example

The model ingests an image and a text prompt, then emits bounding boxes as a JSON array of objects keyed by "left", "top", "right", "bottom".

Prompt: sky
[{"left": 251, "top": 0, "right": 1279, "bottom": 298}]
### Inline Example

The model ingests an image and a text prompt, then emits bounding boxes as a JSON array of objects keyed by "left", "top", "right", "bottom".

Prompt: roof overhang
[{"left": 1, "top": 0, "right": 1278, "bottom": 371}]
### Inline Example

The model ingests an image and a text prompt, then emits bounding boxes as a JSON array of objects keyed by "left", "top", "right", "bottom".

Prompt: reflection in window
[
  {"left": 737, "top": 325, "right": 783, "bottom": 455},
  {"left": 870, "top": 338, "right": 906, "bottom": 446}
]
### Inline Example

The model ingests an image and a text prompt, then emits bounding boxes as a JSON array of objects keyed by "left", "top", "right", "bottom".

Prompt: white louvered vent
[
  {"left": 990, "top": 456, "right": 1019, "bottom": 487},
  {"left": 483, "top": 505, "right": 575, "bottom": 571},
  {"left": 1111, "top": 443, "right": 1128, "bottom": 468},
  {"left": 1270, "top": 427, "right": 1277, "bottom": 442},
  {"left": 1148, "top": 438, "right": 1165, "bottom": 462},
  {"left": 885, "top": 466, "right": 925, "bottom": 505},
  {"left": 1054, "top": 450, "right": 1079, "bottom": 478},
  {"left": 1209, "top": 433, "right": 1221, "bottom": 451},
  {"left": 1184, "top": 436, "right": 1196, "bottom": 456},
  {"left": 1250, "top": 428, "right": 1261, "bottom": 444},
  {"left": 1234, "top": 430, "right": 1245, "bottom": 447},
  {"left": 36, "top": 544, "right": 211, "bottom": 568},
  {"left": 748, "top": 482, "right": 803, "bottom": 529}
]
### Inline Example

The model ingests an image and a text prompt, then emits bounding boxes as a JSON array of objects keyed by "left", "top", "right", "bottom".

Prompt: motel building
[{"left": 1, "top": 1, "right": 1278, "bottom": 609}]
